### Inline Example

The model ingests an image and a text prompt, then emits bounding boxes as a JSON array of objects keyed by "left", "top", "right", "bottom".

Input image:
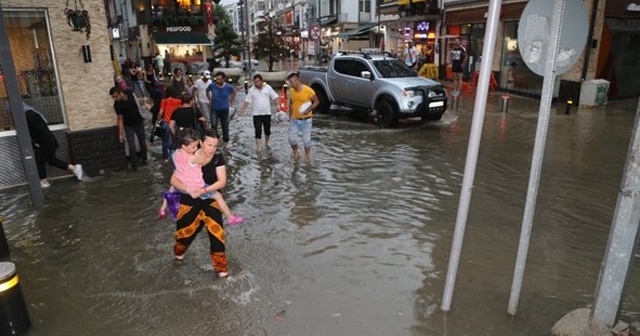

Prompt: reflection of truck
[{"left": 298, "top": 51, "right": 448, "bottom": 127}]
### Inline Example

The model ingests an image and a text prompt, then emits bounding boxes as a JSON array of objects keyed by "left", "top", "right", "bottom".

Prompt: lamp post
[
  {"left": 238, "top": 0, "right": 251, "bottom": 74},
  {"left": 315, "top": 0, "right": 321, "bottom": 65},
  {"left": 244, "top": 0, "right": 251, "bottom": 74},
  {"left": 238, "top": 0, "right": 247, "bottom": 65}
]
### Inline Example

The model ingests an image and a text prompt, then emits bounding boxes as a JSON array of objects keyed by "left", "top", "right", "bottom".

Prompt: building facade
[
  {"left": 104, "top": 0, "right": 216, "bottom": 75},
  {"left": 0, "top": 0, "right": 122, "bottom": 188},
  {"left": 440, "top": 0, "right": 640, "bottom": 100}
]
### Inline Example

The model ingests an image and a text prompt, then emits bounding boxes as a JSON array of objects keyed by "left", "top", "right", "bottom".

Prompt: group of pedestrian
[{"left": 104, "top": 66, "right": 320, "bottom": 280}]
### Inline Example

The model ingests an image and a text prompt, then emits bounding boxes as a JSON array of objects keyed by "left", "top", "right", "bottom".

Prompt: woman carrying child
[{"left": 169, "top": 128, "right": 244, "bottom": 278}]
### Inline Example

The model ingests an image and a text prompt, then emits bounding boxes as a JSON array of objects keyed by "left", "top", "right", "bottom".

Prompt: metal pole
[
  {"left": 245, "top": 0, "right": 252, "bottom": 75},
  {"left": 440, "top": 0, "right": 502, "bottom": 312},
  {"left": 507, "top": 0, "right": 566, "bottom": 316},
  {"left": 239, "top": 1, "right": 246, "bottom": 67},
  {"left": 590, "top": 94, "right": 640, "bottom": 331},
  {"left": 0, "top": 6, "right": 44, "bottom": 208},
  {"left": 315, "top": 0, "right": 321, "bottom": 65}
]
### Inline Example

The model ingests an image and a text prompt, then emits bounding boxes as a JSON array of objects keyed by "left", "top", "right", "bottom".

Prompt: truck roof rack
[{"left": 338, "top": 49, "right": 394, "bottom": 59}]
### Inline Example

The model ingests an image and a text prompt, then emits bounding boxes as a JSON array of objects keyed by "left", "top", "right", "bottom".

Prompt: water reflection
[{"left": 0, "top": 98, "right": 638, "bottom": 335}]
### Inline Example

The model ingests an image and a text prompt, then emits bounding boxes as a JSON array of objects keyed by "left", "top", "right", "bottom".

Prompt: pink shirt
[{"left": 172, "top": 149, "right": 204, "bottom": 192}]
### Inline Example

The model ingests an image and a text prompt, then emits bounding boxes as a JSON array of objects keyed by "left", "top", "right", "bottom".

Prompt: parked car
[{"left": 298, "top": 50, "right": 448, "bottom": 127}]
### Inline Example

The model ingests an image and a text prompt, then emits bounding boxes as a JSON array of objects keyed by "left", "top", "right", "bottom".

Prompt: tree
[
  {"left": 212, "top": 6, "right": 241, "bottom": 67},
  {"left": 252, "top": 15, "right": 286, "bottom": 72}
]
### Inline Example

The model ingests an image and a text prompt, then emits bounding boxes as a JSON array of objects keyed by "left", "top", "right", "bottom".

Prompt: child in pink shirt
[{"left": 162, "top": 128, "right": 244, "bottom": 225}]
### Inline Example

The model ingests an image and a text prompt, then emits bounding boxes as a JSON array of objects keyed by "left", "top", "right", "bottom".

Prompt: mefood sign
[{"left": 166, "top": 26, "right": 192, "bottom": 32}]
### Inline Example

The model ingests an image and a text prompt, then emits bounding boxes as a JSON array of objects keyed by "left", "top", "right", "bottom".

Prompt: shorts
[{"left": 452, "top": 63, "right": 464, "bottom": 73}]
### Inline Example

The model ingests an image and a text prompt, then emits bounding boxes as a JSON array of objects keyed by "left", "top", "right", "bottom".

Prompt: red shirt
[{"left": 160, "top": 98, "right": 182, "bottom": 122}]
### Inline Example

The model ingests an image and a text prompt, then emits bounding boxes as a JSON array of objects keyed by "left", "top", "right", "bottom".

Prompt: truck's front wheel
[{"left": 376, "top": 99, "right": 398, "bottom": 128}]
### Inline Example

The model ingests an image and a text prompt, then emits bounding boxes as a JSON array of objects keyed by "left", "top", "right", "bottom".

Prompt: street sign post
[{"left": 508, "top": 0, "right": 588, "bottom": 316}]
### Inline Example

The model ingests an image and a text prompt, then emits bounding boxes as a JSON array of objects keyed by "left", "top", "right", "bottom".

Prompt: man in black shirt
[{"left": 110, "top": 86, "right": 147, "bottom": 170}]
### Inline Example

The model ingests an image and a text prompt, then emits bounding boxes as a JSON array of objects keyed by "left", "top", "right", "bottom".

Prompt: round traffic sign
[
  {"left": 517, "top": 0, "right": 588, "bottom": 76},
  {"left": 309, "top": 24, "right": 321, "bottom": 41}
]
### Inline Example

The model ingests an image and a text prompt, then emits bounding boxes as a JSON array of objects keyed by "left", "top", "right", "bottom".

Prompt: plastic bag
[{"left": 162, "top": 189, "right": 182, "bottom": 219}]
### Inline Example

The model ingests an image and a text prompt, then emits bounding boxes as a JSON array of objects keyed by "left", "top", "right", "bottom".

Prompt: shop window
[
  {"left": 622, "top": 33, "right": 640, "bottom": 67},
  {"left": 0, "top": 9, "right": 64, "bottom": 134},
  {"left": 500, "top": 20, "right": 542, "bottom": 95}
]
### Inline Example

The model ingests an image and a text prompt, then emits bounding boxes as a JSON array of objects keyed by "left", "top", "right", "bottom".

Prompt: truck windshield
[{"left": 372, "top": 59, "right": 417, "bottom": 78}]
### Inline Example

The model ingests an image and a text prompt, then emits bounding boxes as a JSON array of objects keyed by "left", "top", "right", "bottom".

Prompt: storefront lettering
[
  {"left": 416, "top": 21, "right": 429, "bottom": 32},
  {"left": 628, "top": 3, "right": 640, "bottom": 11},
  {"left": 166, "top": 26, "right": 192, "bottom": 32}
]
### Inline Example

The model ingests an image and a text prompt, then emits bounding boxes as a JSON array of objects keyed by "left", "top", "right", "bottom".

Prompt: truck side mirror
[{"left": 361, "top": 71, "right": 372, "bottom": 80}]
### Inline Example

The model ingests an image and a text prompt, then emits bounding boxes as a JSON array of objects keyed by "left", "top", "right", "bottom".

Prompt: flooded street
[{"left": 1, "top": 94, "right": 639, "bottom": 335}]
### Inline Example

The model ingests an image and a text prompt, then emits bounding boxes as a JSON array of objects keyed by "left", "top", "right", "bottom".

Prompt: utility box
[{"left": 580, "top": 79, "right": 610, "bottom": 107}]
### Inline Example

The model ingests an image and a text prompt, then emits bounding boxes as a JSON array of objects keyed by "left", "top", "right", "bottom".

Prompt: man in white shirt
[
  {"left": 403, "top": 41, "right": 419, "bottom": 69},
  {"left": 239, "top": 74, "right": 279, "bottom": 150},
  {"left": 194, "top": 70, "right": 213, "bottom": 122}
]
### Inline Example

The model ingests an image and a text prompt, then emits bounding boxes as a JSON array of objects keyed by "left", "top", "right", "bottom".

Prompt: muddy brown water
[{"left": 1, "top": 95, "right": 638, "bottom": 335}]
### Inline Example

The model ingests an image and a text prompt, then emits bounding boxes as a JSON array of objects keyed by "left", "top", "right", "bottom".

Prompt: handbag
[
  {"left": 151, "top": 120, "right": 166, "bottom": 143},
  {"left": 192, "top": 106, "right": 206, "bottom": 137}
]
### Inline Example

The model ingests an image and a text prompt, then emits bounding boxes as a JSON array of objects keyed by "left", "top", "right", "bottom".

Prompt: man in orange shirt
[
  {"left": 286, "top": 72, "right": 319, "bottom": 159},
  {"left": 157, "top": 88, "right": 182, "bottom": 161}
]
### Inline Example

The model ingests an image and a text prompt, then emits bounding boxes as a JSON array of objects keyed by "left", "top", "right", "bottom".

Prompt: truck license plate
[{"left": 429, "top": 101, "right": 444, "bottom": 108}]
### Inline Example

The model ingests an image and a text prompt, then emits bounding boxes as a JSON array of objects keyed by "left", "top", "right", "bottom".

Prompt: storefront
[
  {"left": 151, "top": 26, "right": 213, "bottom": 75},
  {"left": 444, "top": 2, "right": 535, "bottom": 93},
  {"left": 0, "top": 2, "right": 120, "bottom": 188},
  {"left": 599, "top": 1, "right": 640, "bottom": 98},
  {"left": 384, "top": 17, "right": 437, "bottom": 60}
]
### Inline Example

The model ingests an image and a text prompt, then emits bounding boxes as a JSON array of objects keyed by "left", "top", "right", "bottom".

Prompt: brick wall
[
  {"left": 68, "top": 126, "right": 127, "bottom": 176},
  {"left": 2, "top": 1, "right": 127, "bottom": 180}
]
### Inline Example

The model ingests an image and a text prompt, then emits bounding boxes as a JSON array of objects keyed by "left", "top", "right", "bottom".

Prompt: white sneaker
[
  {"left": 40, "top": 180, "right": 51, "bottom": 188},
  {"left": 73, "top": 164, "right": 83, "bottom": 181}
]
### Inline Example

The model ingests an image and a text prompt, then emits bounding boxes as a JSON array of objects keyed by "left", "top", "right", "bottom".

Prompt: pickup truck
[{"left": 298, "top": 51, "right": 448, "bottom": 127}]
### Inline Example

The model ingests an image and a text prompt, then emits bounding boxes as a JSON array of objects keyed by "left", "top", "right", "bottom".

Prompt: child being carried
[{"left": 165, "top": 128, "right": 244, "bottom": 226}]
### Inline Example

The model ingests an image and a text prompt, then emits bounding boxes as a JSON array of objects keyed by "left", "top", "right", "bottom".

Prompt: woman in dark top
[
  {"left": 169, "top": 93, "right": 206, "bottom": 136},
  {"left": 24, "top": 102, "right": 83, "bottom": 188},
  {"left": 171, "top": 68, "right": 186, "bottom": 96},
  {"left": 170, "top": 129, "right": 231, "bottom": 278}
]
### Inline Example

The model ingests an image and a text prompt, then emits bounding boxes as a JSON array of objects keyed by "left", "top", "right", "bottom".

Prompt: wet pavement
[{"left": 1, "top": 91, "right": 639, "bottom": 336}]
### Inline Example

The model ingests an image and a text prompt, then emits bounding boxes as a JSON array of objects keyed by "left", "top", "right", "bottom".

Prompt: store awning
[
  {"left": 152, "top": 33, "right": 212, "bottom": 45},
  {"left": 337, "top": 22, "right": 378, "bottom": 39},
  {"left": 397, "top": 0, "right": 425, "bottom": 5},
  {"left": 320, "top": 16, "right": 337, "bottom": 26}
]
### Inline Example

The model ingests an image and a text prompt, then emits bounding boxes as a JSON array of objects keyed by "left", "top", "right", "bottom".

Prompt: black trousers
[
  {"left": 252, "top": 115, "right": 271, "bottom": 139},
  {"left": 34, "top": 145, "right": 68, "bottom": 179},
  {"left": 125, "top": 123, "right": 147, "bottom": 168},
  {"left": 210, "top": 108, "right": 230, "bottom": 143}
]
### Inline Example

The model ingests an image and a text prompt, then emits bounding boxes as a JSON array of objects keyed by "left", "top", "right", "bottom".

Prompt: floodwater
[{"left": 1, "top": 94, "right": 639, "bottom": 336}]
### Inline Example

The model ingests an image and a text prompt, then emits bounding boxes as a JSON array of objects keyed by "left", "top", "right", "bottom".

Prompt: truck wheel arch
[{"left": 311, "top": 83, "right": 330, "bottom": 114}]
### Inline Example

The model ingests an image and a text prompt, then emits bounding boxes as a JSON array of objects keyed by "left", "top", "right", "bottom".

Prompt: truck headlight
[
  {"left": 402, "top": 90, "right": 416, "bottom": 98},
  {"left": 402, "top": 89, "right": 422, "bottom": 98}
]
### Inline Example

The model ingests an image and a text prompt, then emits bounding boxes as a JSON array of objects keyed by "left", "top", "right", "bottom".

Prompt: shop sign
[
  {"left": 166, "top": 26, "right": 192, "bottom": 32},
  {"left": 301, "top": 30, "right": 309, "bottom": 38},
  {"left": 111, "top": 27, "right": 120, "bottom": 39},
  {"left": 414, "top": 21, "right": 430, "bottom": 39},
  {"left": 628, "top": 3, "right": 640, "bottom": 11}
]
